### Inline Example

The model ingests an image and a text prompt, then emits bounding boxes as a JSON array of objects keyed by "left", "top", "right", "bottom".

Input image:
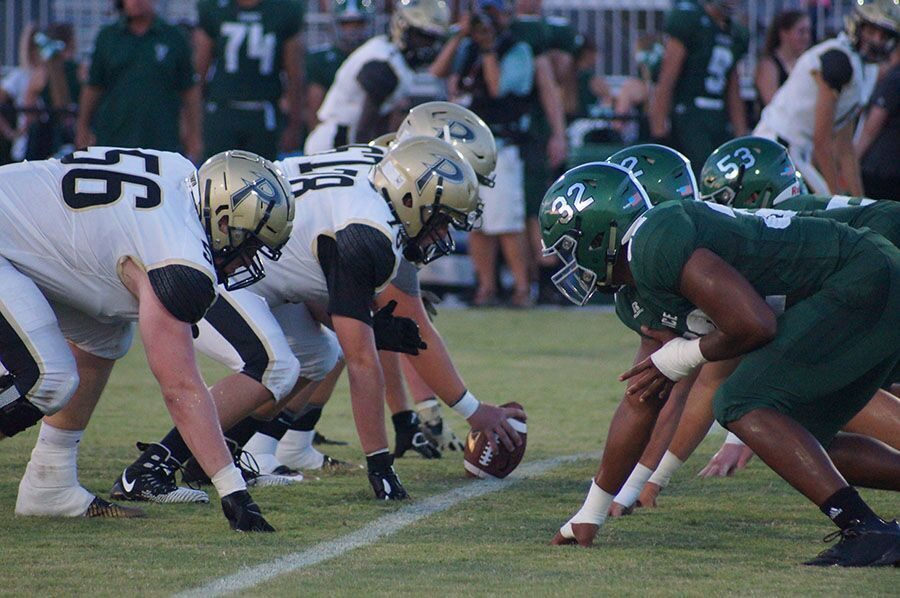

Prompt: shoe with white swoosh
[{"left": 110, "top": 442, "right": 209, "bottom": 504}]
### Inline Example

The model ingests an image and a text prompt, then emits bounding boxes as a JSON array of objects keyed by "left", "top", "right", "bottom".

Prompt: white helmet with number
[
  {"left": 390, "top": 0, "right": 450, "bottom": 67},
  {"left": 197, "top": 150, "right": 295, "bottom": 290},
  {"left": 370, "top": 136, "right": 479, "bottom": 264},
  {"left": 396, "top": 101, "right": 497, "bottom": 187}
]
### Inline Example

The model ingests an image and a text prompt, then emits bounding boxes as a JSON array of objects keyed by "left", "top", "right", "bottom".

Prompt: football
[{"left": 463, "top": 402, "right": 527, "bottom": 479}]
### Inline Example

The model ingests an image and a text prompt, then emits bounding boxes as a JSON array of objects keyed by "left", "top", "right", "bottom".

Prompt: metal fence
[{"left": 0, "top": 0, "right": 863, "bottom": 79}]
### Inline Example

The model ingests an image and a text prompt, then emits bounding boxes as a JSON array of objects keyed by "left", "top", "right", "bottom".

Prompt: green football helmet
[
  {"left": 607, "top": 144, "right": 698, "bottom": 205},
  {"left": 539, "top": 162, "right": 653, "bottom": 306},
  {"left": 699, "top": 136, "right": 801, "bottom": 209}
]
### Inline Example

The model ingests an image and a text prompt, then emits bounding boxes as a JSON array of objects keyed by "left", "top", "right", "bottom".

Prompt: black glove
[
  {"left": 373, "top": 300, "right": 427, "bottom": 355},
  {"left": 392, "top": 410, "right": 441, "bottom": 459},
  {"left": 221, "top": 490, "right": 275, "bottom": 532},
  {"left": 420, "top": 290, "right": 442, "bottom": 322},
  {"left": 366, "top": 451, "right": 409, "bottom": 500}
]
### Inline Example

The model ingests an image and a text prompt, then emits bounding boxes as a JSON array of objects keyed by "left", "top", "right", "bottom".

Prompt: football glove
[
  {"left": 373, "top": 300, "right": 428, "bottom": 355},
  {"left": 366, "top": 451, "right": 409, "bottom": 500},
  {"left": 416, "top": 398, "right": 464, "bottom": 452},
  {"left": 221, "top": 490, "right": 275, "bottom": 532},
  {"left": 392, "top": 410, "right": 441, "bottom": 459},
  {"left": 420, "top": 289, "right": 442, "bottom": 322}
]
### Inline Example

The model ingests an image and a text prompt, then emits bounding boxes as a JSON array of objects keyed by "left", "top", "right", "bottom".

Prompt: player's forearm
[
  {"left": 812, "top": 138, "right": 840, "bottom": 193},
  {"left": 345, "top": 359, "right": 388, "bottom": 453},
  {"left": 429, "top": 33, "right": 464, "bottom": 78},
  {"left": 667, "top": 364, "right": 720, "bottom": 461},
  {"left": 481, "top": 52, "right": 502, "bottom": 98},
  {"left": 406, "top": 319, "right": 466, "bottom": 405},
  {"left": 355, "top": 98, "right": 383, "bottom": 144},
  {"left": 634, "top": 374, "right": 694, "bottom": 470},
  {"left": 595, "top": 395, "right": 664, "bottom": 493},
  {"left": 698, "top": 325, "right": 774, "bottom": 362},
  {"left": 836, "top": 129, "right": 863, "bottom": 195},
  {"left": 75, "top": 86, "right": 101, "bottom": 132},
  {"left": 164, "top": 385, "right": 232, "bottom": 477},
  {"left": 536, "top": 57, "right": 566, "bottom": 137},
  {"left": 726, "top": 73, "right": 748, "bottom": 136},
  {"left": 648, "top": 82, "right": 673, "bottom": 135}
]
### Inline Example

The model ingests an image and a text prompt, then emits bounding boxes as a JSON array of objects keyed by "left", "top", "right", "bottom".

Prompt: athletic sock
[
  {"left": 223, "top": 416, "right": 265, "bottom": 447},
  {"left": 290, "top": 404, "right": 323, "bottom": 432},
  {"left": 159, "top": 427, "right": 191, "bottom": 464},
  {"left": 257, "top": 411, "right": 294, "bottom": 441},
  {"left": 820, "top": 486, "right": 879, "bottom": 530}
]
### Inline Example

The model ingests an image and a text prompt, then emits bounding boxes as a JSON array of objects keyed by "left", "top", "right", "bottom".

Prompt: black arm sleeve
[
  {"left": 820, "top": 49, "right": 853, "bottom": 92},
  {"left": 148, "top": 264, "right": 217, "bottom": 324},
  {"left": 317, "top": 224, "right": 397, "bottom": 325},
  {"left": 357, "top": 60, "right": 399, "bottom": 106}
]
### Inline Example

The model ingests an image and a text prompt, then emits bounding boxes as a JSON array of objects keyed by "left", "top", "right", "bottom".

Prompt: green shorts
[
  {"left": 204, "top": 103, "right": 282, "bottom": 161},
  {"left": 671, "top": 109, "right": 731, "bottom": 178},
  {"left": 713, "top": 233, "right": 900, "bottom": 446},
  {"left": 523, "top": 137, "right": 551, "bottom": 218}
]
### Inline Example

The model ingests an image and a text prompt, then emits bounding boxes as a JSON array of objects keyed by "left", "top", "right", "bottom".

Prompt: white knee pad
[{"left": 28, "top": 355, "right": 79, "bottom": 416}]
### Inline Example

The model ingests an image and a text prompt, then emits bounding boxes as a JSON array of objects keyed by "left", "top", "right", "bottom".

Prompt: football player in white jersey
[
  {"left": 304, "top": 0, "right": 450, "bottom": 153},
  {"left": 0, "top": 147, "right": 294, "bottom": 531},
  {"left": 259, "top": 102, "right": 505, "bottom": 470},
  {"left": 754, "top": 0, "right": 899, "bottom": 195}
]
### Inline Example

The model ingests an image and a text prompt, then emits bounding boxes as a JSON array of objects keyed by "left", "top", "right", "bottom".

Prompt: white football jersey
[
  {"left": 0, "top": 147, "right": 215, "bottom": 322},
  {"left": 758, "top": 34, "right": 868, "bottom": 146},
  {"left": 257, "top": 145, "right": 401, "bottom": 306},
  {"left": 316, "top": 36, "right": 413, "bottom": 138}
]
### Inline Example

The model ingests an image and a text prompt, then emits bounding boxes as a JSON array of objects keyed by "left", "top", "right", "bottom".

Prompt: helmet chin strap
[{"left": 604, "top": 223, "right": 618, "bottom": 286}]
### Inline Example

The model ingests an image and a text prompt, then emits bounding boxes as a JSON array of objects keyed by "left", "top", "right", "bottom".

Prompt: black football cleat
[
  {"left": 221, "top": 490, "right": 275, "bottom": 532},
  {"left": 804, "top": 518, "right": 900, "bottom": 567},
  {"left": 111, "top": 442, "right": 209, "bottom": 504},
  {"left": 313, "top": 430, "right": 349, "bottom": 446}
]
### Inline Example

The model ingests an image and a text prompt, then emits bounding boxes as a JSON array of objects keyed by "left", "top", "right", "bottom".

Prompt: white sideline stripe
[{"left": 174, "top": 451, "right": 600, "bottom": 598}]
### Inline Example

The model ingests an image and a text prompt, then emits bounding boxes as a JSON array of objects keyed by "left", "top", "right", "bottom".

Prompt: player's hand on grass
[
  {"left": 698, "top": 443, "right": 754, "bottom": 478},
  {"left": 467, "top": 402, "right": 526, "bottom": 453},
  {"left": 366, "top": 451, "right": 409, "bottom": 500},
  {"left": 221, "top": 490, "right": 275, "bottom": 532},
  {"left": 551, "top": 522, "right": 599, "bottom": 547},
  {"left": 637, "top": 481, "right": 662, "bottom": 508},
  {"left": 608, "top": 502, "right": 634, "bottom": 517}
]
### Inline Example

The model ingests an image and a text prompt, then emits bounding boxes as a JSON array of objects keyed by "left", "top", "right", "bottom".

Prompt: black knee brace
[{"left": 0, "top": 375, "right": 44, "bottom": 437}]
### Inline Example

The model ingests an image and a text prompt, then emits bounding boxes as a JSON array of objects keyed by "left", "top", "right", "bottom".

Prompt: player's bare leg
[
  {"left": 468, "top": 231, "right": 499, "bottom": 306},
  {"left": 842, "top": 389, "right": 900, "bottom": 450},
  {"left": 826, "top": 433, "right": 900, "bottom": 491},
  {"left": 498, "top": 232, "right": 533, "bottom": 307},
  {"left": 18, "top": 345, "right": 143, "bottom": 517}
]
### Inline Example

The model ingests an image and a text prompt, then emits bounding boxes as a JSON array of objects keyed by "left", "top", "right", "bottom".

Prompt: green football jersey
[
  {"left": 773, "top": 194, "right": 873, "bottom": 211},
  {"left": 618, "top": 201, "right": 867, "bottom": 337},
  {"left": 306, "top": 44, "right": 347, "bottom": 90},
  {"left": 198, "top": 0, "right": 304, "bottom": 103},
  {"left": 665, "top": 2, "right": 748, "bottom": 110}
]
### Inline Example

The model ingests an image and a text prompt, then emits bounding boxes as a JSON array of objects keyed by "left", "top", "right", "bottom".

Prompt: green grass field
[{"left": 0, "top": 309, "right": 896, "bottom": 596}]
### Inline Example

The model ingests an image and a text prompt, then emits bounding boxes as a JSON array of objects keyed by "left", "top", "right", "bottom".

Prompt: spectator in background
[
  {"left": 304, "top": 0, "right": 449, "bottom": 152},
  {"left": 755, "top": 10, "right": 812, "bottom": 108},
  {"left": 755, "top": 2, "right": 898, "bottom": 195},
  {"left": 650, "top": 0, "right": 749, "bottom": 176},
  {"left": 76, "top": 0, "right": 201, "bottom": 161},
  {"left": 25, "top": 23, "right": 83, "bottom": 160},
  {"left": 304, "top": 0, "right": 374, "bottom": 135},
  {"left": 856, "top": 45, "right": 900, "bottom": 200},
  {"left": 614, "top": 34, "right": 664, "bottom": 143},
  {"left": 0, "top": 25, "right": 43, "bottom": 162},
  {"left": 195, "top": 0, "right": 304, "bottom": 161},
  {"left": 447, "top": 0, "right": 533, "bottom": 307}
]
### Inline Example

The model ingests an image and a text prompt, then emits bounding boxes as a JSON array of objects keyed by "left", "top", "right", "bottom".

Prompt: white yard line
[{"left": 175, "top": 451, "right": 599, "bottom": 598}]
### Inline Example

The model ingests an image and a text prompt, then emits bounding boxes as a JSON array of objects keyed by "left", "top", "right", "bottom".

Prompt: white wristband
[
  {"left": 647, "top": 450, "right": 684, "bottom": 488},
  {"left": 451, "top": 390, "right": 480, "bottom": 419},
  {"left": 211, "top": 463, "right": 246, "bottom": 498},
  {"left": 560, "top": 480, "right": 614, "bottom": 539},
  {"left": 724, "top": 431, "right": 745, "bottom": 446},
  {"left": 650, "top": 337, "right": 707, "bottom": 381},
  {"left": 613, "top": 464, "right": 653, "bottom": 508}
]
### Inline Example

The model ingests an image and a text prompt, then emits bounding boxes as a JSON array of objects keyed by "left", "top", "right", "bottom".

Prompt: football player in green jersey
[
  {"left": 195, "top": 0, "right": 304, "bottom": 160},
  {"left": 304, "top": 0, "right": 374, "bottom": 134},
  {"left": 650, "top": 1, "right": 749, "bottom": 175},
  {"left": 541, "top": 162, "right": 900, "bottom": 566}
]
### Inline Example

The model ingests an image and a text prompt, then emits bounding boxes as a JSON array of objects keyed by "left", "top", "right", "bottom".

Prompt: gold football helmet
[
  {"left": 370, "top": 136, "right": 478, "bottom": 264},
  {"left": 197, "top": 150, "right": 295, "bottom": 290},
  {"left": 390, "top": 0, "right": 450, "bottom": 67},
  {"left": 396, "top": 101, "right": 497, "bottom": 187}
]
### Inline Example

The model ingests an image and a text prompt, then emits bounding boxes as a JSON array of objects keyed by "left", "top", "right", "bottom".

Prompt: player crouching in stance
[
  {"left": 541, "top": 162, "right": 900, "bottom": 566},
  {"left": 3, "top": 147, "right": 293, "bottom": 532}
]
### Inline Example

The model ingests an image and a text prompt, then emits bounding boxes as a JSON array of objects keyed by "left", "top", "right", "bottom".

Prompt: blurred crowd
[{"left": 2, "top": 0, "right": 898, "bottom": 306}]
